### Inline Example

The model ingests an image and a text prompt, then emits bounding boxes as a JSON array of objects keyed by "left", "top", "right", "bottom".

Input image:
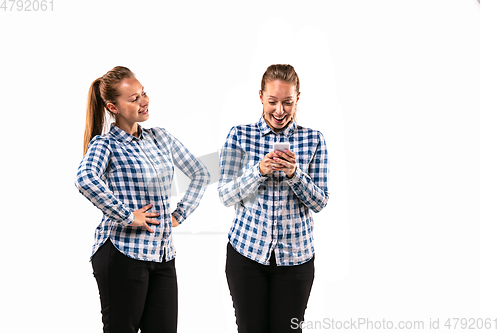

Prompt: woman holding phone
[
  {"left": 75, "top": 66, "right": 210, "bottom": 333},
  {"left": 218, "top": 64, "right": 330, "bottom": 333}
]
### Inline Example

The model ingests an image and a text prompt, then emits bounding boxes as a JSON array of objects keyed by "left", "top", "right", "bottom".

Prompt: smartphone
[{"left": 273, "top": 142, "right": 290, "bottom": 152}]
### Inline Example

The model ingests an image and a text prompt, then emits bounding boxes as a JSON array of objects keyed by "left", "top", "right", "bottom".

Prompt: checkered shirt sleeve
[
  {"left": 152, "top": 128, "right": 211, "bottom": 224},
  {"left": 75, "top": 137, "right": 136, "bottom": 226}
]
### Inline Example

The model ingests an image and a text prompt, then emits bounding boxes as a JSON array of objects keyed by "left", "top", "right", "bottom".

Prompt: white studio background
[
  {"left": 0, "top": 0, "right": 484, "bottom": 332},
  {"left": 480, "top": 0, "right": 500, "bottom": 329}
]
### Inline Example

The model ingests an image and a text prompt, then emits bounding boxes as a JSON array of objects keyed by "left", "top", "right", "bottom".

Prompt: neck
[{"left": 116, "top": 120, "right": 139, "bottom": 137}]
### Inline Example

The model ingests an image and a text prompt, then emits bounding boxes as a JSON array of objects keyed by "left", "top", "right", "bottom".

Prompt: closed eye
[
  {"left": 268, "top": 100, "right": 293, "bottom": 106},
  {"left": 131, "top": 91, "right": 147, "bottom": 102}
]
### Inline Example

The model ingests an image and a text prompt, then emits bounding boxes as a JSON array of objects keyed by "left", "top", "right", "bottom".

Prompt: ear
[
  {"left": 259, "top": 90, "right": 263, "bottom": 104},
  {"left": 296, "top": 91, "right": 300, "bottom": 103},
  {"left": 106, "top": 102, "right": 118, "bottom": 114}
]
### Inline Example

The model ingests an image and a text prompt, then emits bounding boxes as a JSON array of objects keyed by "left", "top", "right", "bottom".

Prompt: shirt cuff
[
  {"left": 171, "top": 210, "right": 184, "bottom": 225},
  {"left": 252, "top": 163, "right": 268, "bottom": 182},
  {"left": 120, "top": 212, "right": 136, "bottom": 226},
  {"left": 285, "top": 166, "right": 303, "bottom": 186}
]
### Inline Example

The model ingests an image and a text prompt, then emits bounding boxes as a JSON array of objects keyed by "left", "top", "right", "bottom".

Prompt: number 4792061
[{"left": 1, "top": 0, "right": 53, "bottom": 11}]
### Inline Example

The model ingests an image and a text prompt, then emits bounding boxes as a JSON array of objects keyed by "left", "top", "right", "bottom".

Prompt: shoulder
[
  {"left": 227, "top": 121, "right": 260, "bottom": 138},
  {"left": 295, "top": 125, "right": 326, "bottom": 141},
  {"left": 143, "top": 126, "right": 168, "bottom": 136},
  {"left": 297, "top": 126, "right": 326, "bottom": 145},
  {"left": 88, "top": 132, "right": 111, "bottom": 150},
  {"left": 145, "top": 127, "right": 192, "bottom": 152},
  {"left": 144, "top": 127, "right": 173, "bottom": 142},
  {"left": 234, "top": 122, "right": 258, "bottom": 132},
  {"left": 83, "top": 134, "right": 113, "bottom": 160}
]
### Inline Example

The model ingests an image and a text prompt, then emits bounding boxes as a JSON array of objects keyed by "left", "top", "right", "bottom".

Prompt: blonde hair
[{"left": 261, "top": 64, "right": 300, "bottom": 93}]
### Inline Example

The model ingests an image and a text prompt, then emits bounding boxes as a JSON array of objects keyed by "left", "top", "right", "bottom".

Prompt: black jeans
[
  {"left": 91, "top": 239, "right": 178, "bottom": 333},
  {"left": 225, "top": 242, "right": 315, "bottom": 333}
]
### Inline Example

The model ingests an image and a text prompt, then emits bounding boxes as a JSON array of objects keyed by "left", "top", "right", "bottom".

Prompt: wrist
[
  {"left": 286, "top": 167, "right": 297, "bottom": 179},
  {"left": 259, "top": 162, "right": 265, "bottom": 176}
]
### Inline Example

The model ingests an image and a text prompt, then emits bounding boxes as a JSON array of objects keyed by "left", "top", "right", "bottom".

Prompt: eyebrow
[
  {"left": 128, "top": 86, "right": 144, "bottom": 98},
  {"left": 268, "top": 95, "right": 293, "bottom": 99}
]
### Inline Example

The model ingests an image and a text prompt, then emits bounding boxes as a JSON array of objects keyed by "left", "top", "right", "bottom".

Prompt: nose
[
  {"left": 140, "top": 94, "right": 149, "bottom": 106},
  {"left": 275, "top": 102, "right": 284, "bottom": 115}
]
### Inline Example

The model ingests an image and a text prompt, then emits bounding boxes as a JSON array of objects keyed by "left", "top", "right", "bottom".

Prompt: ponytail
[{"left": 83, "top": 77, "right": 106, "bottom": 156}]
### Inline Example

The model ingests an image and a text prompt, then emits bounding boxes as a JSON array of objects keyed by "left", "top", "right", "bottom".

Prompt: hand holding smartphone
[
  {"left": 260, "top": 142, "right": 292, "bottom": 176},
  {"left": 270, "top": 142, "right": 296, "bottom": 178}
]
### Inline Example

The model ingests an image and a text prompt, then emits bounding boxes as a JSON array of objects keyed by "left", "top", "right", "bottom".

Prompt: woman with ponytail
[{"left": 75, "top": 66, "right": 210, "bottom": 333}]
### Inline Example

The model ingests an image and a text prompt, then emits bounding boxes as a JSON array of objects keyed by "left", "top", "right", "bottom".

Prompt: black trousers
[
  {"left": 225, "top": 242, "right": 315, "bottom": 333},
  {"left": 91, "top": 239, "right": 178, "bottom": 333}
]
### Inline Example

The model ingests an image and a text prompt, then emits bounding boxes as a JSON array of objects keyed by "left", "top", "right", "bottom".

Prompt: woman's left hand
[
  {"left": 273, "top": 149, "right": 297, "bottom": 178},
  {"left": 172, "top": 215, "right": 180, "bottom": 227}
]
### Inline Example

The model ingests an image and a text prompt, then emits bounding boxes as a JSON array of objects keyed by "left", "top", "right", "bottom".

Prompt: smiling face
[
  {"left": 260, "top": 79, "right": 300, "bottom": 132},
  {"left": 106, "top": 77, "right": 149, "bottom": 135}
]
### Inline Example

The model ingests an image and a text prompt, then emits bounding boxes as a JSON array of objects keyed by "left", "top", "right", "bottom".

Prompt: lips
[
  {"left": 273, "top": 114, "right": 286, "bottom": 123},
  {"left": 139, "top": 108, "right": 149, "bottom": 114}
]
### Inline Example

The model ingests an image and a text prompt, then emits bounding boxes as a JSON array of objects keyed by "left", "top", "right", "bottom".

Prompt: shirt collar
[
  {"left": 257, "top": 116, "right": 297, "bottom": 138},
  {"left": 109, "top": 123, "right": 145, "bottom": 143}
]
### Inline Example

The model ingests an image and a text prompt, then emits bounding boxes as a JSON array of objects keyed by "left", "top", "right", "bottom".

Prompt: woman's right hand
[
  {"left": 259, "top": 151, "right": 278, "bottom": 176},
  {"left": 131, "top": 204, "right": 160, "bottom": 233}
]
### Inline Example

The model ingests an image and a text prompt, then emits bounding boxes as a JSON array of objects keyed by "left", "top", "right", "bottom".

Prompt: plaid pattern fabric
[
  {"left": 75, "top": 124, "right": 210, "bottom": 262},
  {"left": 218, "top": 117, "right": 329, "bottom": 266}
]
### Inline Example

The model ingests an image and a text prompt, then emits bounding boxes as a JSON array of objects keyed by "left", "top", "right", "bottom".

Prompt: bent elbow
[
  {"left": 192, "top": 165, "right": 211, "bottom": 187},
  {"left": 218, "top": 189, "right": 235, "bottom": 208},
  {"left": 203, "top": 169, "right": 211, "bottom": 186},
  {"left": 74, "top": 171, "right": 86, "bottom": 193},
  {"left": 311, "top": 195, "right": 329, "bottom": 213},
  {"left": 218, "top": 193, "right": 232, "bottom": 208}
]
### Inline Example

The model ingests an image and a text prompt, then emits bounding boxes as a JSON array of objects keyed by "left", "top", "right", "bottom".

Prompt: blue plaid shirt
[
  {"left": 75, "top": 124, "right": 210, "bottom": 262},
  {"left": 218, "top": 117, "right": 329, "bottom": 266}
]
